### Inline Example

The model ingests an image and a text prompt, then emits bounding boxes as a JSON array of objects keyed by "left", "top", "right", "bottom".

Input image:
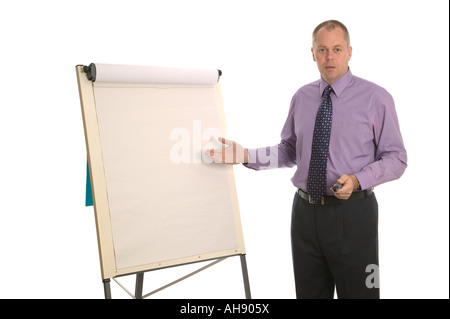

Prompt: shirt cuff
[
  {"left": 354, "top": 170, "right": 374, "bottom": 191},
  {"left": 242, "top": 148, "right": 260, "bottom": 170},
  {"left": 242, "top": 147, "right": 277, "bottom": 170}
]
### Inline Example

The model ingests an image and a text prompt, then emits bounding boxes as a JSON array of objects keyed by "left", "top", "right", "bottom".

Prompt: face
[{"left": 311, "top": 27, "right": 352, "bottom": 84}]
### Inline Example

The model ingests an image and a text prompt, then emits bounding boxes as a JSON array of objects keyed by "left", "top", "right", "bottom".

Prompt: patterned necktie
[{"left": 307, "top": 85, "right": 334, "bottom": 203}]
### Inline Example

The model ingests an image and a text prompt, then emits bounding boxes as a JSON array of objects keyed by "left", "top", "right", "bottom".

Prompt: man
[{"left": 206, "top": 20, "right": 407, "bottom": 299}]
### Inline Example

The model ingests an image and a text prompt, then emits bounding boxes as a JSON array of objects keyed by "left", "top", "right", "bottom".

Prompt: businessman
[{"left": 207, "top": 20, "right": 407, "bottom": 299}]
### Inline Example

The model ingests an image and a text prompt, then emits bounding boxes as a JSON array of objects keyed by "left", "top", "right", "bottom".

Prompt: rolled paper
[{"left": 93, "top": 63, "right": 220, "bottom": 85}]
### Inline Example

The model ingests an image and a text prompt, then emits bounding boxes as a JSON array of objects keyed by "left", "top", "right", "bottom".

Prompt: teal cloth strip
[{"left": 86, "top": 161, "right": 93, "bottom": 206}]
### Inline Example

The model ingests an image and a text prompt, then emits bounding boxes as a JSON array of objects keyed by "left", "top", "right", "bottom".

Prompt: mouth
[{"left": 325, "top": 66, "right": 336, "bottom": 69}]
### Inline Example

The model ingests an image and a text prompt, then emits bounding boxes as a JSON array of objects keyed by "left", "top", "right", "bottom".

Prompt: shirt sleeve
[
  {"left": 243, "top": 95, "right": 298, "bottom": 170},
  {"left": 354, "top": 90, "right": 408, "bottom": 189}
]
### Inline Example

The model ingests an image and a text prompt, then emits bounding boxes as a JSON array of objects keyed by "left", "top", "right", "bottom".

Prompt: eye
[
  {"left": 319, "top": 48, "right": 326, "bottom": 53},
  {"left": 334, "top": 48, "right": 342, "bottom": 52}
]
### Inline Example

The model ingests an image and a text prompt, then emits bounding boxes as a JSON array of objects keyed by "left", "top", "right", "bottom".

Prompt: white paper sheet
[{"left": 90, "top": 64, "right": 242, "bottom": 271}]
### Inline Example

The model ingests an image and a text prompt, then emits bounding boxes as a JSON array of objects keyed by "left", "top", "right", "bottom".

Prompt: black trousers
[{"left": 291, "top": 191, "right": 380, "bottom": 299}]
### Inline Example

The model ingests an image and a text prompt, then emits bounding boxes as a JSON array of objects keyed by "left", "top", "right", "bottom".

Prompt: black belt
[{"left": 297, "top": 188, "right": 373, "bottom": 205}]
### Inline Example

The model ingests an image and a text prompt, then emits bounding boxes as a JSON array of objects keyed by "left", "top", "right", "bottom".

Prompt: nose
[{"left": 326, "top": 51, "right": 335, "bottom": 61}]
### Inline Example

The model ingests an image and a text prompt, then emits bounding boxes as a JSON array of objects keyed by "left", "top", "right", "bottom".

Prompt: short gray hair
[{"left": 312, "top": 20, "right": 350, "bottom": 46}]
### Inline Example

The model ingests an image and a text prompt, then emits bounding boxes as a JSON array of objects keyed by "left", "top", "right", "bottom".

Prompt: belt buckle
[{"left": 308, "top": 195, "right": 325, "bottom": 205}]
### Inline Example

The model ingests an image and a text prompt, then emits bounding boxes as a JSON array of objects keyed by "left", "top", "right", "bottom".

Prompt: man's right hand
[{"left": 205, "top": 137, "right": 249, "bottom": 164}]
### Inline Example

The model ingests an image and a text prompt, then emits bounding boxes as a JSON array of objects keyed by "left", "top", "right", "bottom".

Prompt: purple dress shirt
[{"left": 244, "top": 69, "right": 407, "bottom": 195}]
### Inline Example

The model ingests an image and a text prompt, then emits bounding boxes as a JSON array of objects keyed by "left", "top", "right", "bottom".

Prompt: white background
[{"left": 0, "top": 0, "right": 448, "bottom": 299}]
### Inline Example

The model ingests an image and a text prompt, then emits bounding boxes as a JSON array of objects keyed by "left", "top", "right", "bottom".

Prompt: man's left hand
[{"left": 332, "top": 174, "right": 360, "bottom": 200}]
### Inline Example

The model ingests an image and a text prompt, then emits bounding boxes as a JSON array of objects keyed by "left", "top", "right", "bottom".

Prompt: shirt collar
[{"left": 319, "top": 68, "right": 353, "bottom": 98}]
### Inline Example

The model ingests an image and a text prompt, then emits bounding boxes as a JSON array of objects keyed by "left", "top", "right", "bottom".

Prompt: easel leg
[
  {"left": 135, "top": 272, "right": 144, "bottom": 299},
  {"left": 103, "top": 279, "right": 112, "bottom": 299},
  {"left": 240, "top": 255, "right": 251, "bottom": 299}
]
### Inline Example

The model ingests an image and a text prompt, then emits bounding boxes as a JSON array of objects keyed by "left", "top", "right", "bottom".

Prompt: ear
[
  {"left": 347, "top": 46, "right": 353, "bottom": 61},
  {"left": 311, "top": 47, "right": 316, "bottom": 62}
]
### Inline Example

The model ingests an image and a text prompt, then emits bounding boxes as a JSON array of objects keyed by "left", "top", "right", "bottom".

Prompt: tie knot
[{"left": 323, "top": 85, "right": 333, "bottom": 97}]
